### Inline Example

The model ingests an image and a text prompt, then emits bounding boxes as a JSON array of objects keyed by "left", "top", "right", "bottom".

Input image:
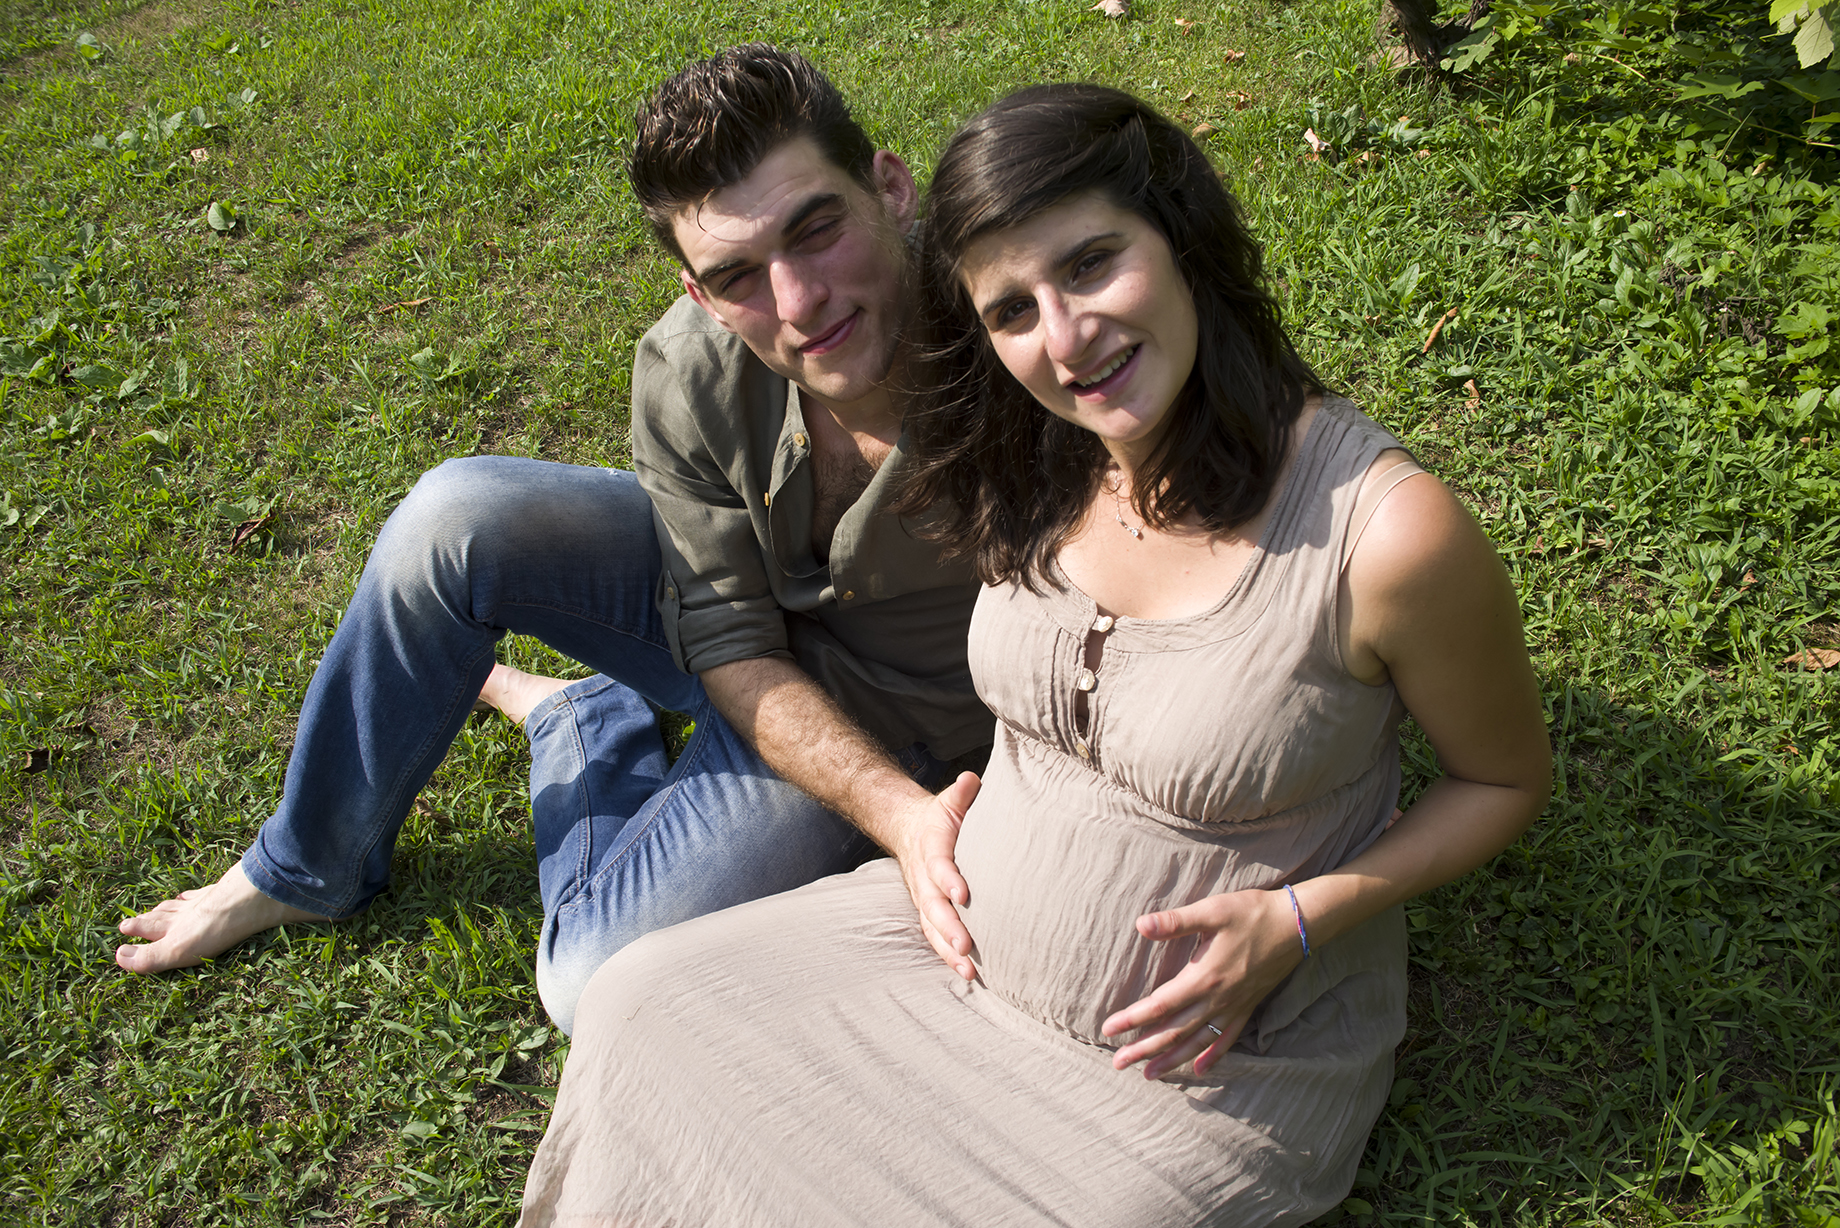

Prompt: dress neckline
[{"left": 1041, "top": 400, "right": 1333, "bottom": 643}]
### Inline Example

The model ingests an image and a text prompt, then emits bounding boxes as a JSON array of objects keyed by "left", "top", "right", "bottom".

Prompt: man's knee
[{"left": 370, "top": 456, "right": 577, "bottom": 589}]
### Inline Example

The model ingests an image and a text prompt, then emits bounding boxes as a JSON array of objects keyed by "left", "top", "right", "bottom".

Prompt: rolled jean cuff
[{"left": 240, "top": 842, "right": 365, "bottom": 920}]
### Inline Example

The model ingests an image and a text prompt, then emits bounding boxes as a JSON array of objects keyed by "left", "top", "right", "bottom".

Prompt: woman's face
[{"left": 958, "top": 193, "right": 1199, "bottom": 467}]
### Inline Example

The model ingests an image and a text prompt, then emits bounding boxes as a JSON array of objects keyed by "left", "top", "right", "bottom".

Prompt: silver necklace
[{"left": 1105, "top": 470, "right": 1144, "bottom": 540}]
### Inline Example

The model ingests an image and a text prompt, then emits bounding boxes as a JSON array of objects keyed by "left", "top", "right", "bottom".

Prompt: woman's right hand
[{"left": 895, "top": 771, "right": 982, "bottom": 981}]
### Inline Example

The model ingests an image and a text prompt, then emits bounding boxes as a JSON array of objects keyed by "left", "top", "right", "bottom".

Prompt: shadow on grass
[{"left": 1350, "top": 677, "right": 1840, "bottom": 1225}]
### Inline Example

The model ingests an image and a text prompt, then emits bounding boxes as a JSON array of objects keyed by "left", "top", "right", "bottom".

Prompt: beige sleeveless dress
[{"left": 520, "top": 398, "right": 1421, "bottom": 1227}]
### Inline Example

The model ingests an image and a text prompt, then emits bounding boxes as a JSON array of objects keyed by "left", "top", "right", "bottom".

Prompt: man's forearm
[{"left": 699, "top": 656, "right": 932, "bottom": 852}]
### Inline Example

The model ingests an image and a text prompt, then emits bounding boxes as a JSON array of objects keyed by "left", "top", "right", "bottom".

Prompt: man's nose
[{"left": 769, "top": 258, "right": 827, "bottom": 326}]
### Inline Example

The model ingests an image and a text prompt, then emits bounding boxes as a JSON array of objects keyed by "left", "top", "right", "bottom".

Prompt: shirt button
[
  {"left": 1075, "top": 668, "right": 1096, "bottom": 692},
  {"left": 665, "top": 586, "right": 676, "bottom": 598},
  {"left": 1074, "top": 739, "right": 1091, "bottom": 760},
  {"left": 1092, "top": 615, "right": 1115, "bottom": 633},
  {"left": 793, "top": 432, "right": 807, "bottom": 448},
  {"left": 842, "top": 590, "right": 855, "bottom": 601}
]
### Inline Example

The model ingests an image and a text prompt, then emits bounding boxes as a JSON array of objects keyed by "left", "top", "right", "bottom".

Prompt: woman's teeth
[{"left": 1075, "top": 346, "right": 1137, "bottom": 388}]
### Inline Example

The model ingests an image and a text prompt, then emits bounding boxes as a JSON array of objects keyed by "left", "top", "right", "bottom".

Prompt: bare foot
[
  {"left": 116, "top": 862, "right": 328, "bottom": 973},
  {"left": 476, "top": 663, "right": 571, "bottom": 725}
]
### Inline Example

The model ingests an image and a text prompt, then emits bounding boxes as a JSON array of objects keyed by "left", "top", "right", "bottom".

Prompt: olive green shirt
[{"left": 630, "top": 296, "right": 991, "bottom": 760}]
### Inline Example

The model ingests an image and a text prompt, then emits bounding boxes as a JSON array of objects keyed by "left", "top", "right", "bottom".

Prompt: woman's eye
[
  {"left": 1074, "top": 250, "right": 1111, "bottom": 279},
  {"left": 996, "top": 298, "right": 1034, "bottom": 326}
]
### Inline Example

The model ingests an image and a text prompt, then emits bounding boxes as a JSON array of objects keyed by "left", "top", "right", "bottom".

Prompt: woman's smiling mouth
[{"left": 1071, "top": 344, "right": 1139, "bottom": 392}]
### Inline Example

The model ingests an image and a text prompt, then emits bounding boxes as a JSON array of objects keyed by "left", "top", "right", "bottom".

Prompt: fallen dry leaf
[
  {"left": 1740, "top": 570, "right": 1757, "bottom": 589},
  {"left": 1223, "top": 48, "right": 1247, "bottom": 60},
  {"left": 1564, "top": 51, "right": 1582, "bottom": 63},
  {"left": 1302, "top": 127, "right": 1330, "bottom": 155},
  {"left": 1783, "top": 648, "right": 1840, "bottom": 671},
  {"left": 1415, "top": 148, "right": 1432, "bottom": 158},
  {"left": 1192, "top": 122, "right": 1217, "bottom": 140},
  {"left": 376, "top": 296, "right": 433, "bottom": 315},
  {"left": 1174, "top": 17, "right": 1198, "bottom": 32},
  {"left": 1421, "top": 307, "right": 1460, "bottom": 353},
  {"left": 230, "top": 514, "right": 271, "bottom": 552},
  {"left": 1092, "top": 0, "right": 1129, "bottom": 17},
  {"left": 1226, "top": 91, "right": 1252, "bottom": 109},
  {"left": 1177, "top": 89, "right": 1197, "bottom": 103},
  {"left": 1586, "top": 535, "right": 1611, "bottom": 549},
  {"left": 25, "top": 747, "right": 52, "bottom": 774},
  {"left": 1353, "top": 150, "right": 1378, "bottom": 167},
  {"left": 189, "top": 148, "right": 210, "bottom": 164},
  {"left": 1462, "top": 378, "right": 1480, "bottom": 409}
]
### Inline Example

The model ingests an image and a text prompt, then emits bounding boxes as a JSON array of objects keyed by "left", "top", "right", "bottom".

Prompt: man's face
[{"left": 673, "top": 137, "right": 917, "bottom": 413}]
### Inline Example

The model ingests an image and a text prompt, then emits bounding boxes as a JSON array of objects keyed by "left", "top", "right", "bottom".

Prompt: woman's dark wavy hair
[{"left": 896, "top": 83, "right": 1321, "bottom": 588}]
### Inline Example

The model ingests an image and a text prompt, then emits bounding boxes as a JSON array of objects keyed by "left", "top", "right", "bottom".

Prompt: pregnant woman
[{"left": 519, "top": 85, "right": 1551, "bottom": 1226}]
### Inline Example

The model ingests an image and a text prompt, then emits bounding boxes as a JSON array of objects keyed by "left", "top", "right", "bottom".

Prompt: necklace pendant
[{"left": 1127, "top": 526, "right": 1143, "bottom": 539}]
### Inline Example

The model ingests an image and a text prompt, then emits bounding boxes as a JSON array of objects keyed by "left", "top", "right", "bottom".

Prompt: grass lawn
[{"left": 2, "top": 0, "right": 1837, "bottom": 1221}]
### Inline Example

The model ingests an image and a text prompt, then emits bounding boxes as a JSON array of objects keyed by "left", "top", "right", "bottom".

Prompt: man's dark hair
[
  {"left": 897, "top": 83, "right": 1321, "bottom": 587},
  {"left": 630, "top": 44, "right": 877, "bottom": 266}
]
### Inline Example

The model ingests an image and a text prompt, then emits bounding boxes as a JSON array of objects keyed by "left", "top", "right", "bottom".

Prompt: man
[{"left": 115, "top": 45, "right": 988, "bottom": 1035}]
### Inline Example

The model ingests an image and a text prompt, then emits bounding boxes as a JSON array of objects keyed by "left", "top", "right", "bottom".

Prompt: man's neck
[{"left": 798, "top": 344, "right": 911, "bottom": 448}]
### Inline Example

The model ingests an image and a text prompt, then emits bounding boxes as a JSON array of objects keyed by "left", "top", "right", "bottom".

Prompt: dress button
[
  {"left": 1075, "top": 668, "right": 1096, "bottom": 692},
  {"left": 763, "top": 491, "right": 771, "bottom": 507},
  {"left": 1092, "top": 615, "right": 1115, "bottom": 633},
  {"left": 1074, "top": 739, "right": 1091, "bottom": 760},
  {"left": 842, "top": 590, "right": 855, "bottom": 601},
  {"left": 665, "top": 586, "right": 676, "bottom": 598},
  {"left": 793, "top": 432, "right": 807, "bottom": 448}
]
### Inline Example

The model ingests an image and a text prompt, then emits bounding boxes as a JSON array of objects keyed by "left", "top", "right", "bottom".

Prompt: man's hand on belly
[{"left": 891, "top": 772, "right": 980, "bottom": 981}]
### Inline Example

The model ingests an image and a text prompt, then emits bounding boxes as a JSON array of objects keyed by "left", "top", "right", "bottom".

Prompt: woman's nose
[{"left": 1040, "top": 293, "right": 1091, "bottom": 365}]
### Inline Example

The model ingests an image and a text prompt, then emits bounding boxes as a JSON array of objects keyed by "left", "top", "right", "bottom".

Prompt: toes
[
  {"left": 115, "top": 939, "right": 202, "bottom": 975},
  {"left": 118, "top": 913, "right": 171, "bottom": 941}
]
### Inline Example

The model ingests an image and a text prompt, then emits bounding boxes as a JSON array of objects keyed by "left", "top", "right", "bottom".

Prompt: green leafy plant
[{"left": 1772, "top": 0, "right": 1837, "bottom": 68}]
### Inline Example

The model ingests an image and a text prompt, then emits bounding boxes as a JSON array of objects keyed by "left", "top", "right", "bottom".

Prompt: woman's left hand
[{"left": 1100, "top": 887, "right": 1305, "bottom": 1080}]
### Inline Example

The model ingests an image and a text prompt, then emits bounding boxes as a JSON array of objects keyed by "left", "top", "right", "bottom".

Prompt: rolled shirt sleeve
[{"left": 631, "top": 324, "right": 793, "bottom": 673}]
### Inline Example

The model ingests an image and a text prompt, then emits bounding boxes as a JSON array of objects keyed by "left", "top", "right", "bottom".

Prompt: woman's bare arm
[{"left": 1103, "top": 466, "right": 1551, "bottom": 1078}]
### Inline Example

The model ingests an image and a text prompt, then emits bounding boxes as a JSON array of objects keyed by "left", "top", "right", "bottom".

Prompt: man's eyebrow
[
  {"left": 691, "top": 194, "right": 848, "bottom": 287},
  {"left": 781, "top": 192, "right": 845, "bottom": 238},
  {"left": 976, "top": 231, "right": 1123, "bottom": 318},
  {"left": 693, "top": 255, "right": 751, "bottom": 286}
]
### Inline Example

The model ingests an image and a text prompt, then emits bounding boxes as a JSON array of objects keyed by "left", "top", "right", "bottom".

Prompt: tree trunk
[{"left": 1374, "top": 0, "right": 1494, "bottom": 72}]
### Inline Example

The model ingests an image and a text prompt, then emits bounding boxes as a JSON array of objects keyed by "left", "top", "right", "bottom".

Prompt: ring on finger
[{"left": 1203, "top": 1022, "right": 1224, "bottom": 1039}]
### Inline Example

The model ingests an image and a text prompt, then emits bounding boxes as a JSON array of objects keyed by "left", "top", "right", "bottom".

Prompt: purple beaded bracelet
[{"left": 1283, "top": 884, "right": 1312, "bottom": 959}]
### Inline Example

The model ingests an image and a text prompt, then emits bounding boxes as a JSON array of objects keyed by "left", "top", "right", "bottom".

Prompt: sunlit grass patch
[{"left": 0, "top": 0, "right": 1835, "bottom": 1222}]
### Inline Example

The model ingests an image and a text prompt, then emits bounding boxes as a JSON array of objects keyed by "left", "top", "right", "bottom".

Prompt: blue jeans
[{"left": 239, "top": 456, "right": 943, "bottom": 1034}]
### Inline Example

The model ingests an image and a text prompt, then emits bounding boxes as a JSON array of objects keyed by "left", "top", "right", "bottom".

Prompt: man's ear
[
  {"left": 680, "top": 267, "right": 738, "bottom": 334},
  {"left": 871, "top": 150, "right": 919, "bottom": 236}
]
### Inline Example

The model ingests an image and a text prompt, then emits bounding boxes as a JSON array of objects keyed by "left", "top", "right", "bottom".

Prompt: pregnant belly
[{"left": 952, "top": 749, "right": 1242, "bottom": 1045}]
